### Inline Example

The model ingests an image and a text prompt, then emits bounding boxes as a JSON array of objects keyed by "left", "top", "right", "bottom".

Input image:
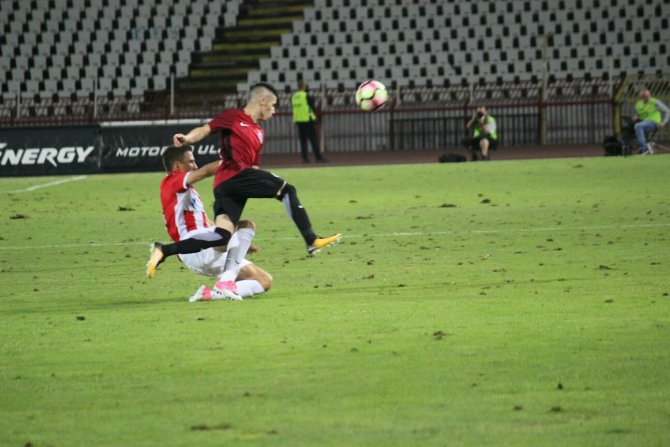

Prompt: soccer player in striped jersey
[{"left": 148, "top": 145, "right": 272, "bottom": 301}]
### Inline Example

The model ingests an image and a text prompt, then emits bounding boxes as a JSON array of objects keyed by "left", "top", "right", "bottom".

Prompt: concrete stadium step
[
  {"left": 195, "top": 53, "right": 264, "bottom": 68},
  {"left": 188, "top": 67, "right": 251, "bottom": 80},
  {"left": 208, "top": 41, "right": 277, "bottom": 54},
  {"left": 234, "top": 15, "right": 302, "bottom": 30},
  {"left": 175, "top": 0, "right": 313, "bottom": 96},
  {"left": 218, "top": 28, "right": 292, "bottom": 43},
  {"left": 244, "top": 3, "right": 309, "bottom": 18},
  {"left": 176, "top": 78, "right": 241, "bottom": 93},
  {"left": 197, "top": 51, "right": 270, "bottom": 67}
]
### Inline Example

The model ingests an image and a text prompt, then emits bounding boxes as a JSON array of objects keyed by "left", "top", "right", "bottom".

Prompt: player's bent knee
[
  {"left": 214, "top": 214, "right": 235, "bottom": 233},
  {"left": 238, "top": 265, "right": 272, "bottom": 291},
  {"left": 256, "top": 268, "right": 273, "bottom": 291},
  {"left": 238, "top": 219, "right": 256, "bottom": 231},
  {"left": 258, "top": 270, "right": 272, "bottom": 292},
  {"left": 259, "top": 272, "right": 273, "bottom": 291},
  {"left": 276, "top": 183, "right": 297, "bottom": 201}
]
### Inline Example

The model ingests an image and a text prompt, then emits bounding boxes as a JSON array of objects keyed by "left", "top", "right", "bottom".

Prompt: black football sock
[
  {"left": 161, "top": 228, "right": 232, "bottom": 258},
  {"left": 279, "top": 183, "right": 317, "bottom": 245}
]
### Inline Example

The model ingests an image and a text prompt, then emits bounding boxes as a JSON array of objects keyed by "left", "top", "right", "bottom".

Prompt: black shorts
[
  {"left": 213, "top": 168, "right": 286, "bottom": 223},
  {"left": 473, "top": 134, "right": 497, "bottom": 150}
]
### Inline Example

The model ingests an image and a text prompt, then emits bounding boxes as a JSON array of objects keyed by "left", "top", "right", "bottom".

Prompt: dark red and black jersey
[{"left": 208, "top": 108, "right": 265, "bottom": 188}]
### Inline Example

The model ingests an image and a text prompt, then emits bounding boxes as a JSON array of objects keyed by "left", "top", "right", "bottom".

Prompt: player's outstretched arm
[
  {"left": 186, "top": 160, "right": 220, "bottom": 186},
  {"left": 174, "top": 124, "right": 212, "bottom": 147}
]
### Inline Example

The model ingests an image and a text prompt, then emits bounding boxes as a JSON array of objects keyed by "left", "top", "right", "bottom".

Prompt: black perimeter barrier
[{"left": 0, "top": 124, "right": 221, "bottom": 177}]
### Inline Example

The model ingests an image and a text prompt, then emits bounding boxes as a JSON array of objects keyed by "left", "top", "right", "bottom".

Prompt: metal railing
[{"left": 3, "top": 74, "right": 664, "bottom": 152}]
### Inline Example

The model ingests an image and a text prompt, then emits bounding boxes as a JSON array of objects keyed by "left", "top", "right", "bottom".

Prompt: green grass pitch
[{"left": 1, "top": 155, "right": 669, "bottom": 446}]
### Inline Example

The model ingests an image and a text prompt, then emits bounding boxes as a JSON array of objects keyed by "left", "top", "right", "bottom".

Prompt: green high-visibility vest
[
  {"left": 473, "top": 114, "right": 497, "bottom": 140},
  {"left": 636, "top": 98, "right": 662, "bottom": 124},
  {"left": 291, "top": 91, "right": 316, "bottom": 122}
]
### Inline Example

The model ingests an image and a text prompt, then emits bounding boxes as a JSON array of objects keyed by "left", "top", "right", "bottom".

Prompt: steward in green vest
[
  {"left": 633, "top": 89, "right": 669, "bottom": 154},
  {"left": 636, "top": 94, "right": 663, "bottom": 124},
  {"left": 292, "top": 88, "right": 316, "bottom": 123},
  {"left": 291, "top": 81, "right": 326, "bottom": 163}
]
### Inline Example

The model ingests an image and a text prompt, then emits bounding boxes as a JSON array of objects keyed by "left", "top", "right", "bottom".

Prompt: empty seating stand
[
  {"left": 1, "top": 0, "right": 667, "bottom": 103},
  {"left": 0, "top": 0, "right": 241, "bottom": 102},
  {"left": 240, "top": 0, "right": 668, "bottom": 92}
]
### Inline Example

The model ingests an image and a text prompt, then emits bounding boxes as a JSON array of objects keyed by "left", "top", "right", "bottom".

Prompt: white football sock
[
  {"left": 236, "top": 279, "right": 265, "bottom": 298},
  {"left": 219, "top": 228, "right": 255, "bottom": 282},
  {"left": 218, "top": 232, "right": 239, "bottom": 282}
]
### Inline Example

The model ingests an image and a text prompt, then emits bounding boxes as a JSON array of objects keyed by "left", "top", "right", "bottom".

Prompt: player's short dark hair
[
  {"left": 162, "top": 145, "right": 193, "bottom": 172},
  {"left": 248, "top": 82, "right": 278, "bottom": 103}
]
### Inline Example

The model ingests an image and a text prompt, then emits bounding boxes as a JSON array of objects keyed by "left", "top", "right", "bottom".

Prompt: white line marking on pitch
[
  {"left": 0, "top": 222, "right": 668, "bottom": 251},
  {"left": 7, "top": 175, "right": 87, "bottom": 193}
]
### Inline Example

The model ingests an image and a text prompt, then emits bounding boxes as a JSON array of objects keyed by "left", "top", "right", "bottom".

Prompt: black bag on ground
[
  {"left": 603, "top": 135, "right": 623, "bottom": 156},
  {"left": 439, "top": 153, "right": 467, "bottom": 163}
]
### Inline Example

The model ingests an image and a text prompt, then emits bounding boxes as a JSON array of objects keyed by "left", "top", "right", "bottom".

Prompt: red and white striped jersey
[{"left": 160, "top": 169, "right": 209, "bottom": 242}]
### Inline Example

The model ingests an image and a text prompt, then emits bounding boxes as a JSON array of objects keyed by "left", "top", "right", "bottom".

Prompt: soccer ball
[{"left": 355, "top": 80, "right": 388, "bottom": 112}]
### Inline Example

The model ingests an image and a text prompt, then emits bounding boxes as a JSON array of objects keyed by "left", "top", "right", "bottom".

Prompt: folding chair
[{"left": 645, "top": 129, "right": 670, "bottom": 155}]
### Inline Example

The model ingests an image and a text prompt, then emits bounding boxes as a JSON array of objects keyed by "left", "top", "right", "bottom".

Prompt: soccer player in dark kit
[{"left": 147, "top": 83, "right": 341, "bottom": 284}]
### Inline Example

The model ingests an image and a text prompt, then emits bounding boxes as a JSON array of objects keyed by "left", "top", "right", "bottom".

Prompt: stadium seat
[
  {"left": 139, "top": 64, "right": 154, "bottom": 78},
  {"left": 133, "top": 76, "right": 149, "bottom": 95},
  {"left": 155, "top": 63, "right": 171, "bottom": 77},
  {"left": 7, "top": 68, "right": 23, "bottom": 85},
  {"left": 120, "top": 65, "right": 135, "bottom": 79},
  {"left": 115, "top": 77, "right": 132, "bottom": 96},
  {"left": 152, "top": 76, "right": 167, "bottom": 91},
  {"left": 5, "top": 80, "right": 21, "bottom": 95},
  {"left": 175, "top": 62, "right": 189, "bottom": 78},
  {"left": 127, "top": 40, "right": 142, "bottom": 55},
  {"left": 60, "top": 79, "right": 76, "bottom": 96},
  {"left": 78, "top": 78, "right": 94, "bottom": 95},
  {"left": 98, "top": 78, "right": 113, "bottom": 94},
  {"left": 102, "top": 65, "right": 117, "bottom": 79}
]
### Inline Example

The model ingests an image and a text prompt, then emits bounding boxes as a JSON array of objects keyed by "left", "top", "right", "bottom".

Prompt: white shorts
[{"left": 177, "top": 227, "right": 252, "bottom": 278}]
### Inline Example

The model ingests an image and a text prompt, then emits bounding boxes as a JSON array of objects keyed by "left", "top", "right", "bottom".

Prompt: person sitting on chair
[
  {"left": 465, "top": 106, "right": 497, "bottom": 161},
  {"left": 633, "top": 89, "right": 669, "bottom": 155}
]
